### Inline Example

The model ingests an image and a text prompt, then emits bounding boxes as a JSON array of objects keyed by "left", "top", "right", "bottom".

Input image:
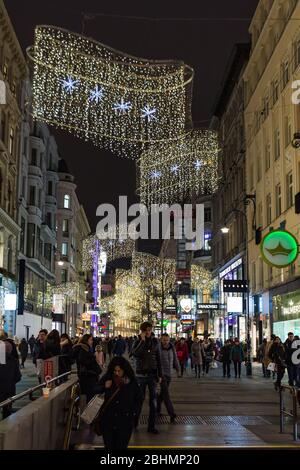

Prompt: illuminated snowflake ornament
[
  {"left": 60, "top": 76, "right": 79, "bottom": 93},
  {"left": 194, "top": 159, "right": 202, "bottom": 171},
  {"left": 150, "top": 170, "right": 161, "bottom": 180},
  {"left": 113, "top": 98, "right": 132, "bottom": 114},
  {"left": 89, "top": 85, "right": 104, "bottom": 103},
  {"left": 141, "top": 105, "right": 157, "bottom": 122},
  {"left": 171, "top": 164, "right": 180, "bottom": 175}
]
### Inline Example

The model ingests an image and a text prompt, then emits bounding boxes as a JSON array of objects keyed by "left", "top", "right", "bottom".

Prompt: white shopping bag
[
  {"left": 267, "top": 362, "right": 276, "bottom": 371},
  {"left": 81, "top": 395, "right": 105, "bottom": 425}
]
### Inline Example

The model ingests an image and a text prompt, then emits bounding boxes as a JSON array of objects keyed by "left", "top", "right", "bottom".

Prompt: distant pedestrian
[
  {"left": 284, "top": 332, "right": 296, "bottom": 386},
  {"left": 191, "top": 337, "right": 204, "bottom": 378},
  {"left": 176, "top": 338, "right": 189, "bottom": 377},
  {"left": 220, "top": 339, "right": 232, "bottom": 378},
  {"left": 95, "top": 345, "right": 105, "bottom": 368},
  {"left": 230, "top": 338, "right": 244, "bottom": 378},
  {"left": 113, "top": 335, "right": 126, "bottom": 357},
  {"left": 203, "top": 338, "right": 214, "bottom": 374},
  {"left": 257, "top": 339, "right": 268, "bottom": 377},
  {"left": 28, "top": 335, "right": 36, "bottom": 356},
  {"left": 269, "top": 336, "right": 286, "bottom": 390},
  {"left": 18, "top": 338, "right": 28, "bottom": 368},
  {"left": 157, "top": 333, "right": 180, "bottom": 423}
]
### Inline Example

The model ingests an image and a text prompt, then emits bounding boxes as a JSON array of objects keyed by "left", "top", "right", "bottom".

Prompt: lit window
[
  {"left": 63, "top": 194, "right": 70, "bottom": 209},
  {"left": 62, "top": 242, "right": 68, "bottom": 256}
]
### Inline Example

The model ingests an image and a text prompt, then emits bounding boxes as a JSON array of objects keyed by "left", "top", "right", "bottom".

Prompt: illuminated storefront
[
  {"left": 272, "top": 291, "right": 300, "bottom": 340},
  {"left": 0, "top": 272, "right": 17, "bottom": 337}
]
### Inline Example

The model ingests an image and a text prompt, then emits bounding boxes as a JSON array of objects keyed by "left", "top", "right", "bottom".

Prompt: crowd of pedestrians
[{"left": 1, "top": 325, "right": 300, "bottom": 450}]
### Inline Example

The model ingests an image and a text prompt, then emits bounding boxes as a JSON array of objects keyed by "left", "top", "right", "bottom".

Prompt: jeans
[
  {"left": 233, "top": 361, "right": 241, "bottom": 377},
  {"left": 157, "top": 376, "right": 175, "bottom": 418},
  {"left": 222, "top": 361, "right": 231, "bottom": 377},
  {"left": 136, "top": 375, "right": 157, "bottom": 431},
  {"left": 287, "top": 364, "right": 296, "bottom": 386}
]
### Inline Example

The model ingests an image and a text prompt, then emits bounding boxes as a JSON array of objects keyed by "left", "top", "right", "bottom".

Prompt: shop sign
[
  {"left": 197, "top": 303, "right": 220, "bottom": 310},
  {"left": 260, "top": 230, "right": 299, "bottom": 268},
  {"left": 180, "top": 298, "right": 194, "bottom": 313},
  {"left": 81, "top": 312, "right": 91, "bottom": 321},
  {"left": 223, "top": 280, "right": 248, "bottom": 293},
  {"left": 219, "top": 258, "right": 242, "bottom": 278},
  {"left": 176, "top": 269, "right": 191, "bottom": 280}
]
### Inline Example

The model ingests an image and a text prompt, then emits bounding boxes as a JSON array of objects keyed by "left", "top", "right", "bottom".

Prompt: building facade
[
  {"left": 243, "top": 0, "right": 300, "bottom": 348},
  {"left": 211, "top": 44, "right": 250, "bottom": 344},
  {"left": 0, "top": 0, "right": 27, "bottom": 336},
  {"left": 55, "top": 160, "right": 90, "bottom": 337},
  {"left": 16, "top": 82, "right": 60, "bottom": 338}
]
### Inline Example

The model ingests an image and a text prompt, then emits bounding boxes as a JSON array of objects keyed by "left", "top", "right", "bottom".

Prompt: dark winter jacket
[
  {"left": 230, "top": 344, "right": 244, "bottom": 362},
  {"left": 74, "top": 343, "right": 102, "bottom": 396},
  {"left": 269, "top": 343, "right": 286, "bottom": 367},
  {"left": 132, "top": 336, "right": 162, "bottom": 378},
  {"left": 18, "top": 340, "right": 28, "bottom": 359},
  {"left": 95, "top": 373, "right": 143, "bottom": 430},
  {"left": 44, "top": 338, "right": 61, "bottom": 359},
  {"left": 32, "top": 340, "right": 48, "bottom": 364},
  {"left": 0, "top": 351, "right": 21, "bottom": 402},
  {"left": 59, "top": 339, "right": 73, "bottom": 374},
  {"left": 284, "top": 339, "right": 294, "bottom": 366},
  {"left": 159, "top": 342, "right": 180, "bottom": 377},
  {"left": 220, "top": 344, "right": 232, "bottom": 362},
  {"left": 113, "top": 338, "right": 126, "bottom": 356}
]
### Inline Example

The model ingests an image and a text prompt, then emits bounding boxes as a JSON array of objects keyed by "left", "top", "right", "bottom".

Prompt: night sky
[{"left": 5, "top": 0, "right": 258, "bottom": 231}]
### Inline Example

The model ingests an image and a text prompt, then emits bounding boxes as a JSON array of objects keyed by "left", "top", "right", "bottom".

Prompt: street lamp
[{"left": 220, "top": 194, "right": 256, "bottom": 376}]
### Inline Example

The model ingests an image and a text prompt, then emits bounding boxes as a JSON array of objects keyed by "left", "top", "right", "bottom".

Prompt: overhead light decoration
[
  {"left": 191, "top": 264, "right": 214, "bottom": 291},
  {"left": 51, "top": 281, "right": 80, "bottom": 298},
  {"left": 28, "top": 25, "right": 194, "bottom": 158},
  {"left": 137, "top": 129, "right": 219, "bottom": 205},
  {"left": 82, "top": 229, "right": 135, "bottom": 270}
]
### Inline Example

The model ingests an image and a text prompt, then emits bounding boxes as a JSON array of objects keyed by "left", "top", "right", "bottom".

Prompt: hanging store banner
[{"left": 260, "top": 230, "right": 299, "bottom": 268}]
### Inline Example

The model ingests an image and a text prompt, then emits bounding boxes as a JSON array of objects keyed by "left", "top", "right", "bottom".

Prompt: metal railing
[
  {"left": 0, "top": 370, "right": 73, "bottom": 410},
  {"left": 279, "top": 384, "right": 299, "bottom": 441},
  {"left": 62, "top": 382, "right": 81, "bottom": 450}
]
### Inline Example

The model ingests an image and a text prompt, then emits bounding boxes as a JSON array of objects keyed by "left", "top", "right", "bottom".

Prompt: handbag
[
  {"left": 211, "top": 361, "right": 218, "bottom": 369},
  {"left": 81, "top": 394, "right": 105, "bottom": 424},
  {"left": 93, "top": 387, "right": 121, "bottom": 436},
  {"left": 267, "top": 362, "right": 276, "bottom": 372}
]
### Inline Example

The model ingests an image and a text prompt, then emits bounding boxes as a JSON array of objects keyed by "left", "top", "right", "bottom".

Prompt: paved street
[{"left": 72, "top": 362, "right": 300, "bottom": 448}]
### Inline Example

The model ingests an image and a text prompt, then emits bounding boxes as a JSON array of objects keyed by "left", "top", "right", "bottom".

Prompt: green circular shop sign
[{"left": 260, "top": 230, "right": 299, "bottom": 268}]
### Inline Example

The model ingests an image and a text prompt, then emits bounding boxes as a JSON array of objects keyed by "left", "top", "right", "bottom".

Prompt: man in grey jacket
[{"left": 157, "top": 333, "right": 180, "bottom": 423}]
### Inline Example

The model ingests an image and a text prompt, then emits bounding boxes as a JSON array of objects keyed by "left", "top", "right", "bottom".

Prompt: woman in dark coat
[
  {"left": 94, "top": 356, "right": 142, "bottom": 450},
  {"left": 220, "top": 339, "right": 232, "bottom": 378},
  {"left": 75, "top": 334, "right": 102, "bottom": 402},
  {"left": 18, "top": 338, "right": 28, "bottom": 368},
  {"left": 59, "top": 333, "right": 73, "bottom": 379},
  {"left": 45, "top": 329, "right": 61, "bottom": 358},
  {"left": 0, "top": 341, "right": 21, "bottom": 418},
  {"left": 268, "top": 336, "right": 286, "bottom": 390}
]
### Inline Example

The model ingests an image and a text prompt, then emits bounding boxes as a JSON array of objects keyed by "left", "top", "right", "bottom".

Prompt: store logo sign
[{"left": 260, "top": 230, "right": 299, "bottom": 268}]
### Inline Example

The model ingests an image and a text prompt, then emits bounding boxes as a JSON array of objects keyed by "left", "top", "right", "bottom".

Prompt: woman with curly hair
[{"left": 94, "top": 356, "right": 143, "bottom": 450}]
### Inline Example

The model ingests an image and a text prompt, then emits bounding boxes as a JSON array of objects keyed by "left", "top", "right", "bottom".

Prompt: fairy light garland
[
  {"left": 51, "top": 281, "right": 80, "bottom": 298},
  {"left": 82, "top": 231, "right": 135, "bottom": 271},
  {"left": 29, "top": 25, "right": 194, "bottom": 158},
  {"left": 191, "top": 264, "right": 214, "bottom": 292},
  {"left": 137, "top": 129, "right": 219, "bottom": 205}
]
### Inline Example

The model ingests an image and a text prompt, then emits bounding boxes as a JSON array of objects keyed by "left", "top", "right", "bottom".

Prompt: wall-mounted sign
[
  {"left": 197, "top": 303, "right": 220, "bottom": 310},
  {"left": 180, "top": 298, "right": 194, "bottom": 313},
  {"left": 223, "top": 280, "right": 248, "bottom": 293},
  {"left": 219, "top": 258, "right": 243, "bottom": 279},
  {"left": 227, "top": 296, "right": 243, "bottom": 313},
  {"left": 260, "top": 230, "right": 299, "bottom": 268},
  {"left": 81, "top": 312, "right": 91, "bottom": 321}
]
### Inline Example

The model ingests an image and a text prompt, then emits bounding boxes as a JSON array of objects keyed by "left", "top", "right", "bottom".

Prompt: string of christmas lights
[
  {"left": 191, "top": 263, "right": 214, "bottom": 292},
  {"left": 51, "top": 281, "right": 80, "bottom": 298},
  {"left": 81, "top": 230, "right": 135, "bottom": 270},
  {"left": 137, "top": 129, "right": 219, "bottom": 205},
  {"left": 28, "top": 25, "right": 194, "bottom": 158}
]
